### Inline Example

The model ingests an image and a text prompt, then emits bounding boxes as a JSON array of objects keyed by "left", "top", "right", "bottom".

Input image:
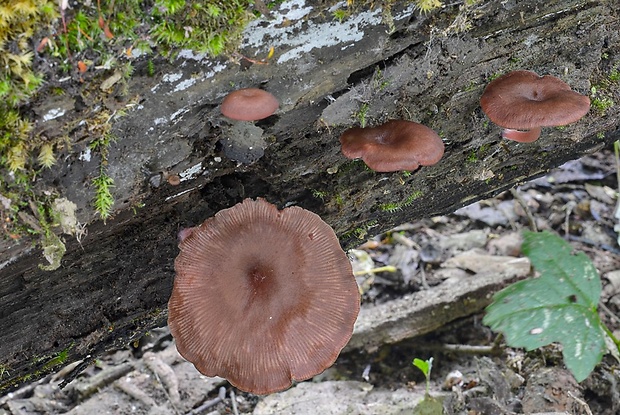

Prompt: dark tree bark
[{"left": 1, "top": 0, "right": 619, "bottom": 390}]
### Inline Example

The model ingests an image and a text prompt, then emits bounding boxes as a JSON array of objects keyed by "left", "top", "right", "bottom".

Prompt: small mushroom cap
[
  {"left": 168, "top": 198, "right": 360, "bottom": 395},
  {"left": 220, "top": 88, "right": 279, "bottom": 121},
  {"left": 339, "top": 120, "right": 444, "bottom": 172},
  {"left": 480, "top": 70, "right": 590, "bottom": 130}
]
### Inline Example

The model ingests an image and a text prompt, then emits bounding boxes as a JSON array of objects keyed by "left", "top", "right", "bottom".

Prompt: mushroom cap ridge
[
  {"left": 480, "top": 70, "right": 590, "bottom": 130},
  {"left": 221, "top": 88, "right": 279, "bottom": 121},
  {"left": 168, "top": 198, "right": 360, "bottom": 395},
  {"left": 339, "top": 120, "right": 444, "bottom": 172}
]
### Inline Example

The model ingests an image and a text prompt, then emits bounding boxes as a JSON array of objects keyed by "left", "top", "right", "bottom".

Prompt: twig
[
  {"left": 441, "top": 343, "right": 502, "bottom": 355},
  {"left": 563, "top": 200, "right": 577, "bottom": 238},
  {"left": 599, "top": 302, "right": 620, "bottom": 325},
  {"left": 187, "top": 386, "right": 226, "bottom": 415},
  {"left": 419, "top": 265, "right": 430, "bottom": 290},
  {"left": 565, "top": 234, "right": 620, "bottom": 255},
  {"left": 230, "top": 389, "right": 239, "bottom": 415},
  {"left": 353, "top": 265, "right": 397, "bottom": 276},
  {"left": 391, "top": 231, "right": 422, "bottom": 250},
  {"left": 510, "top": 188, "right": 537, "bottom": 232},
  {"left": 567, "top": 391, "right": 593, "bottom": 415}
]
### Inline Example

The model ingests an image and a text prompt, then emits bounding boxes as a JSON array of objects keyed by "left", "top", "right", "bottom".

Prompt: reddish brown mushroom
[
  {"left": 339, "top": 120, "right": 444, "bottom": 172},
  {"left": 168, "top": 198, "right": 360, "bottom": 395},
  {"left": 220, "top": 88, "right": 279, "bottom": 121},
  {"left": 480, "top": 70, "right": 590, "bottom": 143}
]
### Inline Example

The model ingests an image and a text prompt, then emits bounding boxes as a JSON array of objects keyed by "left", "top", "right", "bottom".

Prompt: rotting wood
[
  {"left": 346, "top": 256, "right": 532, "bottom": 353},
  {"left": 0, "top": 0, "right": 619, "bottom": 392}
]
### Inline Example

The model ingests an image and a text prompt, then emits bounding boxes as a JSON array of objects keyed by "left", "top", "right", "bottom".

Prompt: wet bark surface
[{"left": 1, "top": 0, "right": 619, "bottom": 391}]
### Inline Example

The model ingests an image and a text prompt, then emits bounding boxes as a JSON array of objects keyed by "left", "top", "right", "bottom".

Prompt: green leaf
[
  {"left": 483, "top": 231, "right": 606, "bottom": 382},
  {"left": 412, "top": 357, "right": 432, "bottom": 378}
]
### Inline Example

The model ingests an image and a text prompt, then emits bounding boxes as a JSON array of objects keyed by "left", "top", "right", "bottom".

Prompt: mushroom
[
  {"left": 168, "top": 198, "right": 360, "bottom": 394},
  {"left": 339, "top": 120, "right": 444, "bottom": 172},
  {"left": 220, "top": 88, "right": 279, "bottom": 121},
  {"left": 480, "top": 70, "right": 590, "bottom": 143}
]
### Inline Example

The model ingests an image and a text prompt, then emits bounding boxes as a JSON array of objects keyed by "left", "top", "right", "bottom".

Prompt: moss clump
[
  {"left": 1, "top": 0, "right": 262, "bottom": 243},
  {"left": 0, "top": 1, "right": 57, "bottom": 172},
  {"left": 150, "top": 0, "right": 255, "bottom": 56}
]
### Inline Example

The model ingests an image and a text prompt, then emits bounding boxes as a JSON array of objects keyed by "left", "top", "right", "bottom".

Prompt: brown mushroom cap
[
  {"left": 339, "top": 120, "right": 444, "bottom": 172},
  {"left": 168, "top": 198, "right": 360, "bottom": 395},
  {"left": 480, "top": 70, "right": 590, "bottom": 130},
  {"left": 220, "top": 88, "right": 279, "bottom": 121}
]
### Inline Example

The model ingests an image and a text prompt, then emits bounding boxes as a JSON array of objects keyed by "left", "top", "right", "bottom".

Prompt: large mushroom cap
[
  {"left": 220, "top": 88, "right": 279, "bottom": 121},
  {"left": 168, "top": 198, "right": 360, "bottom": 395},
  {"left": 480, "top": 70, "right": 590, "bottom": 130},
  {"left": 339, "top": 120, "right": 444, "bottom": 172}
]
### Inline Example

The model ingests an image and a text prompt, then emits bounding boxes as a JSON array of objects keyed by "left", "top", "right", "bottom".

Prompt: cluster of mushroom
[
  {"left": 336, "top": 70, "right": 590, "bottom": 172},
  {"left": 167, "top": 70, "right": 591, "bottom": 395}
]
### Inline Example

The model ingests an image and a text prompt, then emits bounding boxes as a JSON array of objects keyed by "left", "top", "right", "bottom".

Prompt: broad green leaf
[
  {"left": 412, "top": 357, "right": 432, "bottom": 378},
  {"left": 483, "top": 231, "right": 606, "bottom": 382}
]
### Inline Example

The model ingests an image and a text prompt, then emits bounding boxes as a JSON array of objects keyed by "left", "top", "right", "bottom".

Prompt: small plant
[
  {"left": 379, "top": 202, "right": 401, "bottom": 213},
  {"left": 484, "top": 230, "right": 619, "bottom": 382},
  {"left": 414, "top": 0, "right": 442, "bottom": 13},
  {"left": 332, "top": 8, "right": 349, "bottom": 23},
  {"left": 357, "top": 103, "right": 370, "bottom": 128},
  {"left": 310, "top": 188, "right": 327, "bottom": 201},
  {"left": 412, "top": 357, "right": 433, "bottom": 395},
  {"left": 412, "top": 357, "right": 443, "bottom": 414},
  {"left": 402, "top": 190, "right": 423, "bottom": 207},
  {"left": 89, "top": 132, "right": 116, "bottom": 221}
]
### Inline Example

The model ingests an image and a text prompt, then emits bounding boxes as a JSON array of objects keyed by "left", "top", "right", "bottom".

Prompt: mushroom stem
[{"left": 501, "top": 127, "right": 542, "bottom": 143}]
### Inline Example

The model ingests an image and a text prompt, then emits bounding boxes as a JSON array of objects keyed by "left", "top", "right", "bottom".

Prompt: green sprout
[
  {"left": 412, "top": 357, "right": 433, "bottom": 396},
  {"left": 412, "top": 357, "right": 443, "bottom": 414}
]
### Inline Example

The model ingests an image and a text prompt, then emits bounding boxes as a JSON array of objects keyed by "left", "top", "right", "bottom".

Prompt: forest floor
[{"left": 1, "top": 148, "right": 619, "bottom": 415}]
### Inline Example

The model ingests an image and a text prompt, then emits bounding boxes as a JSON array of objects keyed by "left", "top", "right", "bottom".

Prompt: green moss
[
  {"left": 332, "top": 8, "right": 350, "bottom": 23},
  {"left": 356, "top": 103, "right": 370, "bottom": 128},
  {"left": 379, "top": 202, "right": 401, "bottom": 213},
  {"left": 311, "top": 189, "right": 327, "bottom": 201},
  {"left": 42, "top": 346, "right": 71, "bottom": 370},
  {"left": 591, "top": 96, "right": 615, "bottom": 114},
  {"left": 89, "top": 132, "right": 117, "bottom": 222},
  {"left": 413, "top": 0, "right": 442, "bottom": 13},
  {"left": 343, "top": 219, "right": 378, "bottom": 240},
  {"left": 590, "top": 67, "right": 619, "bottom": 115},
  {"left": 150, "top": 0, "right": 255, "bottom": 57}
]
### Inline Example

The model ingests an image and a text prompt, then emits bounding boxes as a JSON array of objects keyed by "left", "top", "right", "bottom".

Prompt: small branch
[
  {"left": 354, "top": 265, "right": 397, "bottom": 276},
  {"left": 510, "top": 188, "right": 537, "bottom": 232}
]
